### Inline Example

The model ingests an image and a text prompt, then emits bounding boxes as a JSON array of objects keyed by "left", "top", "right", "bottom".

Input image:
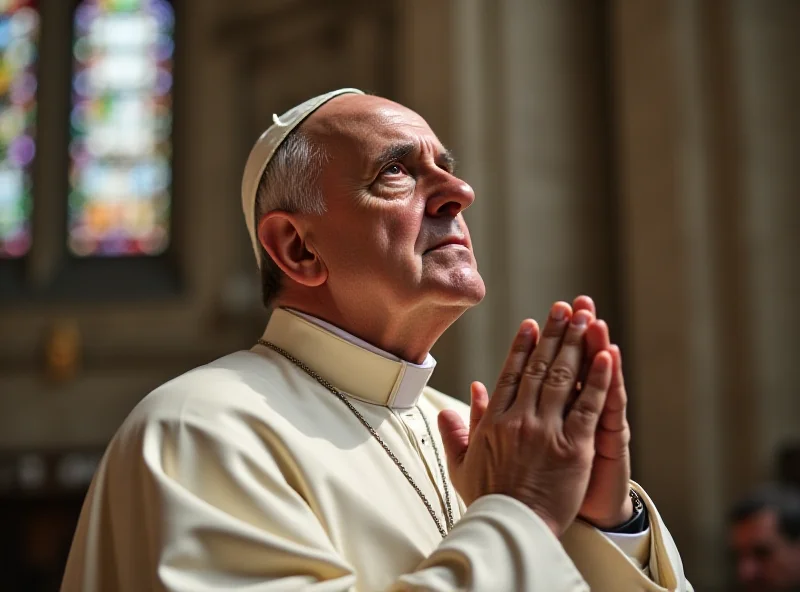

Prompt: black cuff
[{"left": 602, "top": 504, "right": 649, "bottom": 534}]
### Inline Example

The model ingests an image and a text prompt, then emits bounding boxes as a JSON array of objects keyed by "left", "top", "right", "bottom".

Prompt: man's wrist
[
  {"left": 601, "top": 490, "right": 649, "bottom": 534},
  {"left": 580, "top": 494, "right": 634, "bottom": 530}
]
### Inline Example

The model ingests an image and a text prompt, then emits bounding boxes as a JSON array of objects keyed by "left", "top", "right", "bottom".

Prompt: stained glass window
[
  {"left": 0, "top": 0, "right": 38, "bottom": 259},
  {"left": 68, "top": 0, "right": 174, "bottom": 257}
]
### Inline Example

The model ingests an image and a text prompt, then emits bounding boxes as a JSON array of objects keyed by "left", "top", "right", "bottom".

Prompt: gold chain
[{"left": 258, "top": 339, "right": 454, "bottom": 538}]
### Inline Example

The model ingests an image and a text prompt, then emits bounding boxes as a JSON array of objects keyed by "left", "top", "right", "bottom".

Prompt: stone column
[
  {"left": 610, "top": 1, "right": 728, "bottom": 585},
  {"left": 430, "top": 0, "right": 618, "bottom": 396},
  {"left": 731, "top": 0, "right": 800, "bottom": 480},
  {"left": 611, "top": 0, "right": 800, "bottom": 586}
]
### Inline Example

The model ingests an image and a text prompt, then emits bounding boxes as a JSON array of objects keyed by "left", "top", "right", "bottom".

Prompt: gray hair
[{"left": 255, "top": 130, "right": 328, "bottom": 308}]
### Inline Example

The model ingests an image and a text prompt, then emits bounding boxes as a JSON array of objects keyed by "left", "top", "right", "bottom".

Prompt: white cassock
[{"left": 61, "top": 308, "right": 691, "bottom": 591}]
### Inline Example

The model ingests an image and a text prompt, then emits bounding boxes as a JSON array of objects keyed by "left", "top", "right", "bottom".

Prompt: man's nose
[{"left": 424, "top": 172, "right": 476, "bottom": 218}]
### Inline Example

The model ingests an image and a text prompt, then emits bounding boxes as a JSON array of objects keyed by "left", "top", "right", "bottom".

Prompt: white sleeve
[
  {"left": 394, "top": 495, "right": 588, "bottom": 591},
  {"left": 560, "top": 482, "right": 692, "bottom": 591},
  {"left": 602, "top": 528, "right": 651, "bottom": 572}
]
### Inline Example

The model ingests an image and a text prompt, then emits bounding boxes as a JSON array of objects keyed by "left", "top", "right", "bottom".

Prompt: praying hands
[{"left": 439, "top": 295, "right": 633, "bottom": 536}]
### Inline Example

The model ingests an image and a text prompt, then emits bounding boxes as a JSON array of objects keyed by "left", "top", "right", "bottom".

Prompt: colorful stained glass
[
  {"left": 68, "top": 0, "right": 174, "bottom": 257},
  {"left": 0, "top": 0, "right": 38, "bottom": 258}
]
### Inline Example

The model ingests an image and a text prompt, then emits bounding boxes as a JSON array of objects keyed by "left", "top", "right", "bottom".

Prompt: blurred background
[{"left": 0, "top": 0, "right": 798, "bottom": 589}]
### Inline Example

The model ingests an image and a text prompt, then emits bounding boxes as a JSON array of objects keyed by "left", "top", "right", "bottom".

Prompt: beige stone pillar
[
  {"left": 430, "top": 0, "right": 618, "bottom": 396},
  {"left": 612, "top": 0, "right": 800, "bottom": 586},
  {"left": 731, "top": 0, "right": 800, "bottom": 478},
  {"left": 610, "top": 1, "right": 727, "bottom": 586}
]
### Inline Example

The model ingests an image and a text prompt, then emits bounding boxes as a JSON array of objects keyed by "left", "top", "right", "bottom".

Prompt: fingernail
[{"left": 551, "top": 304, "right": 566, "bottom": 320}]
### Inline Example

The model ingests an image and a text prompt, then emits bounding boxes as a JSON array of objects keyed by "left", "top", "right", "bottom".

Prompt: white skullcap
[{"left": 241, "top": 87, "right": 365, "bottom": 265}]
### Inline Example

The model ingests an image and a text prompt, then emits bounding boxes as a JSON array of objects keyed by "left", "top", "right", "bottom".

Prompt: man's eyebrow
[
  {"left": 374, "top": 142, "right": 458, "bottom": 173},
  {"left": 439, "top": 150, "right": 457, "bottom": 173},
  {"left": 374, "top": 142, "right": 415, "bottom": 167}
]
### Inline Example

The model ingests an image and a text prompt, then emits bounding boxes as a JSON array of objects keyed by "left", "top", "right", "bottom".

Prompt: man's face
[
  {"left": 302, "top": 95, "right": 485, "bottom": 317},
  {"left": 731, "top": 510, "right": 800, "bottom": 591}
]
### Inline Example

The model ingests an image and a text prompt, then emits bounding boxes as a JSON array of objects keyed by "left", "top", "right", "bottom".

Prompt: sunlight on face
[{"left": 301, "top": 95, "right": 486, "bottom": 319}]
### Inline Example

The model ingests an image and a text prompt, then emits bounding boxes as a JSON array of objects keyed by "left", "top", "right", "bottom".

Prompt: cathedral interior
[{"left": 0, "top": 0, "right": 798, "bottom": 589}]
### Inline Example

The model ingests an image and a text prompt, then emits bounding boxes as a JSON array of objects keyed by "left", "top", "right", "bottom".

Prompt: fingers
[
  {"left": 608, "top": 345, "right": 625, "bottom": 391},
  {"left": 487, "top": 319, "right": 539, "bottom": 416},
  {"left": 572, "top": 295, "right": 596, "bottom": 316},
  {"left": 564, "top": 351, "right": 612, "bottom": 443},
  {"left": 585, "top": 321, "right": 610, "bottom": 363},
  {"left": 511, "top": 302, "right": 572, "bottom": 411},
  {"left": 577, "top": 319, "right": 610, "bottom": 389},
  {"left": 438, "top": 410, "right": 469, "bottom": 469},
  {"left": 598, "top": 344, "right": 628, "bottom": 432},
  {"left": 572, "top": 295, "right": 603, "bottom": 378},
  {"left": 535, "top": 309, "right": 594, "bottom": 420},
  {"left": 469, "top": 382, "right": 490, "bottom": 439}
]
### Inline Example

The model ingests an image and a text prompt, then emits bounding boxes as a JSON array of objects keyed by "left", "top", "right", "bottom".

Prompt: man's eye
[{"left": 382, "top": 164, "right": 404, "bottom": 176}]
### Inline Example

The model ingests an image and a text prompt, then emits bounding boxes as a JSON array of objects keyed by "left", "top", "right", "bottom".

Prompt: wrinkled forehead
[{"left": 302, "top": 95, "right": 441, "bottom": 169}]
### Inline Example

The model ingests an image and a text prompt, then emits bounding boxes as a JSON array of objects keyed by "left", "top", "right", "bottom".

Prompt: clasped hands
[{"left": 439, "top": 296, "right": 632, "bottom": 537}]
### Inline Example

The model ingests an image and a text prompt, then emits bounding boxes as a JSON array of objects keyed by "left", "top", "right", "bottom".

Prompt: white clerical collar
[
  {"left": 258, "top": 308, "right": 437, "bottom": 408},
  {"left": 290, "top": 310, "right": 437, "bottom": 370}
]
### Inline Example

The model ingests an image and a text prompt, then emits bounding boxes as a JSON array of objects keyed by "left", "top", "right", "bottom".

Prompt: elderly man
[{"left": 62, "top": 89, "right": 689, "bottom": 591}]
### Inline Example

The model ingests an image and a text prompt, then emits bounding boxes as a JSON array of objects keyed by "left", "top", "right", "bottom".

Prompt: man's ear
[{"left": 258, "top": 212, "right": 327, "bottom": 287}]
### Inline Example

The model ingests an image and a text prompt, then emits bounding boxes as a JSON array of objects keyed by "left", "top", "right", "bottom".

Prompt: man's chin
[{"left": 429, "top": 268, "right": 486, "bottom": 307}]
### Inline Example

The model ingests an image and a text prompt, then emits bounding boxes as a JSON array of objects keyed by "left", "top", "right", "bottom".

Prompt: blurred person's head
[
  {"left": 729, "top": 485, "right": 800, "bottom": 591},
  {"left": 244, "top": 90, "right": 484, "bottom": 363}
]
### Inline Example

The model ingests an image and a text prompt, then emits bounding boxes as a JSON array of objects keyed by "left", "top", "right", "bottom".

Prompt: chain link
[
  {"left": 418, "top": 406, "right": 455, "bottom": 531},
  {"left": 258, "top": 339, "right": 454, "bottom": 538}
]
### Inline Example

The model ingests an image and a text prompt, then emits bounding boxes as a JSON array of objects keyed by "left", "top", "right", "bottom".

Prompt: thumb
[{"left": 438, "top": 409, "right": 469, "bottom": 470}]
